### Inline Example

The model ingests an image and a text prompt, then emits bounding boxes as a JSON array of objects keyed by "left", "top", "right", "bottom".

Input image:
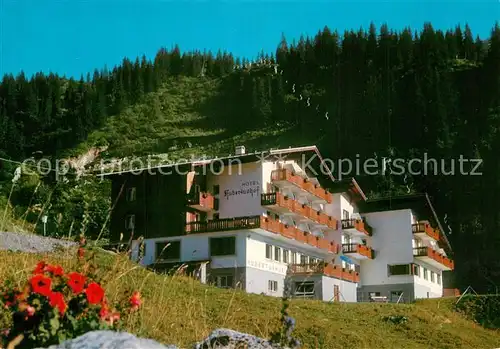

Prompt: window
[
  {"left": 126, "top": 187, "right": 136, "bottom": 202},
  {"left": 216, "top": 275, "right": 233, "bottom": 288},
  {"left": 294, "top": 281, "right": 315, "bottom": 297},
  {"left": 390, "top": 291, "right": 404, "bottom": 302},
  {"left": 300, "top": 255, "right": 308, "bottom": 265},
  {"left": 155, "top": 240, "right": 181, "bottom": 261},
  {"left": 423, "top": 268, "right": 428, "bottom": 280},
  {"left": 268, "top": 280, "right": 278, "bottom": 292},
  {"left": 213, "top": 185, "right": 220, "bottom": 195},
  {"left": 214, "top": 198, "right": 220, "bottom": 210},
  {"left": 437, "top": 274, "right": 441, "bottom": 285},
  {"left": 125, "top": 214, "right": 135, "bottom": 230},
  {"left": 210, "top": 236, "right": 236, "bottom": 256},
  {"left": 283, "top": 250, "right": 289, "bottom": 264},
  {"left": 274, "top": 247, "right": 281, "bottom": 262},
  {"left": 265, "top": 244, "right": 273, "bottom": 259},
  {"left": 388, "top": 264, "right": 412, "bottom": 276},
  {"left": 431, "top": 271, "right": 435, "bottom": 283},
  {"left": 291, "top": 252, "right": 297, "bottom": 264},
  {"left": 343, "top": 209, "right": 350, "bottom": 220},
  {"left": 413, "top": 264, "right": 420, "bottom": 276},
  {"left": 213, "top": 213, "right": 220, "bottom": 220}
]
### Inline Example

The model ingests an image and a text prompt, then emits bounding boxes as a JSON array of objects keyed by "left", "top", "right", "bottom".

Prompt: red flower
[
  {"left": 77, "top": 247, "right": 85, "bottom": 259},
  {"left": 99, "top": 303, "right": 110, "bottom": 319},
  {"left": 129, "top": 291, "right": 142, "bottom": 311},
  {"left": 30, "top": 274, "right": 52, "bottom": 297},
  {"left": 33, "top": 261, "right": 47, "bottom": 275},
  {"left": 49, "top": 292, "right": 67, "bottom": 315},
  {"left": 26, "top": 305, "right": 35, "bottom": 317},
  {"left": 46, "top": 265, "right": 64, "bottom": 276},
  {"left": 67, "top": 272, "right": 86, "bottom": 294},
  {"left": 85, "top": 282, "right": 105, "bottom": 305}
]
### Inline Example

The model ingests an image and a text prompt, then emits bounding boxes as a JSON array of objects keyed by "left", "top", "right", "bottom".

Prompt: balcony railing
[
  {"left": 186, "top": 215, "right": 260, "bottom": 234},
  {"left": 412, "top": 222, "right": 440, "bottom": 241},
  {"left": 289, "top": 263, "right": 360, "bottom": 283},
  {"left": 261, "top": 192, "right": 338, "bottom": 229},
  {"left": 413, "top": 246, "right": 454, "bottom": 270},
  {"left": 342, "top": 243, "right": 374, "bottom": 259},
  {"left": 270, "top": 169, "right": 332, "bottom": 203},
  {"left": 341, "top": 218, "right": 372, "bottom": 236},
  {"left": 185, "top": 215, "right": 340, "bottom": 255},
  {"left": 187, "top": 191, "right": 215, "bottom": 212}
]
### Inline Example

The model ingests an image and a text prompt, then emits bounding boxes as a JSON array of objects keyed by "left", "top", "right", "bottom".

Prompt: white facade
[{"left": 126, "top": 146, "right": 453, "bottom": 303}]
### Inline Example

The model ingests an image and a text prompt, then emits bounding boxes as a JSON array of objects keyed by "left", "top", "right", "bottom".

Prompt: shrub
[
  {"left": 0, "top": 260, "right": 141, "bottom": 348},
  {"left": 455, "top": 295, "right": 500, "bottom": 329}
]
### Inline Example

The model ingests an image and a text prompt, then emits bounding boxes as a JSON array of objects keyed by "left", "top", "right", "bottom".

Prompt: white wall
[
  {"left": 138, "top": 231, "right": 248, "bottom": 268},
  {"left": 321, "top": 276, "right": 358, "bottom": 302},
  {"left": 413, "top": 261, "right": 443, "bottom": 299},
  {"left": 207, "top": 161, "right": 264, "bottom": 219},
  {"left": 360, "top": 209, "right": 414, "bottom": 286}
]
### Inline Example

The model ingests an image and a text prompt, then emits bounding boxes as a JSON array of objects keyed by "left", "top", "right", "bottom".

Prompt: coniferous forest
[{"left": 0, "top": 23, "right": 499, "bottom": 293}]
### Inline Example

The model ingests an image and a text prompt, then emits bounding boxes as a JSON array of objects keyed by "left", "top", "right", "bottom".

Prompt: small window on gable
[
  {"left": 126, "top": 187, "right": 136, "bottom": 202},
  {"left": 125, "top": 214, "right": 135, "bottom": 230}
]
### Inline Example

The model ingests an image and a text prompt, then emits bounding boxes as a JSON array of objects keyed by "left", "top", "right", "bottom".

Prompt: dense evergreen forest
[{"left": 0, "top": 22, "right": 499, "bottom": 292}]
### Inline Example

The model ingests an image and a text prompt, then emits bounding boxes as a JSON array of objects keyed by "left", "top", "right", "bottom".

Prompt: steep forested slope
[{"left": 0, "top": 22, "right": 499, "bottom": 292}]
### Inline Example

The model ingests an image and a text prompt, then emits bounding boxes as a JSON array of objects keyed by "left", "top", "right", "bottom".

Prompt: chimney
[{"left": 235, "top": 145, "right": 246, "bottom": 155}]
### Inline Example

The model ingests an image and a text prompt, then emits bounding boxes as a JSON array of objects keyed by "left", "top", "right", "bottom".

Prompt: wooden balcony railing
[
  {"left": 186, "top": 215, "right": 340, "bottom": 255},
  {"left": 261, "top": 192, "right": 338, "bottom": 229},
  {"left": 270, "top": 169, "right": 332, "bottom": 203},
  {"left": 341, "top": 218, "right": 372, "bottom": 236},
  {"left": 289, "top": 263, "right": 360, "bottom": 283},
  {"left": 187, "top": 191, "right": 215, "bottom": 211},
  {"left": 260, "top": 216, "right": 340, "bottom": 254},
  {"left": 185, "top": 215, "right": 260, "bottom": 234},
  {"left": 342, "top": 243, "right": 374, "bottom": 259},
  {"left": 413, "top": 246, "right": 454, "bottom": 270},
  {"left": 412, "top": 222, "right": 440, "bottom": 241}
]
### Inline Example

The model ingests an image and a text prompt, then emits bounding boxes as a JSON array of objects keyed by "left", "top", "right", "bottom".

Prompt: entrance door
[{"left": 334, "top": 285, "right": 340, "bottom": 301}]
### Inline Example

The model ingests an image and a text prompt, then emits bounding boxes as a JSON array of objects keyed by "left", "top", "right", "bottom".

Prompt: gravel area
[{"left": 0, "top": 232, "right": 77, "bottom": 253}]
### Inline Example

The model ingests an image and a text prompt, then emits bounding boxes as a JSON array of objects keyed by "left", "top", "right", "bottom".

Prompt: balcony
[
  {"left": 185, "top": 215, "right": 340, "bottom": 255},
  {"left": 270, "top": 169, "right": 332, "bottom": 203},
  {"left": 260, "top": 216, "right": 340, "bottom": 254},
  {"left": 412, "top": 222, "right": 440, "bottom": 241},
  {"left": 186, "top": 215, "right": 261, "bottom": 234},
  {"left": 261, "top": 192, "right": 338, "bottom": 230},
  {"left": 342, "top": 243, "right": 374, "bottom": 260},
  {"left": 289, "top": 263, "right": 360, "bottom": 283},
  {"left": 341, "top": 218, "right": 372, "bottom": 236},
  {"left": 413, "top": 246, "right": 454, "bottom": 271},
  {"left": 187, "top": 191, "right": 215, "bottom": 212}
]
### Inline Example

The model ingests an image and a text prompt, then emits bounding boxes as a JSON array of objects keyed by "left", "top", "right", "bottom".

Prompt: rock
[
  {"left": 30, "top": 328, "right": 294, "bottom": 349},
  {"left": 194, "top": 328, "right": 291, "bottom": 349},
  {"left": 0, "top": 232, "right": 76, "bottom": 254},
  {"left": 33, "top": 331, "right": 179, "bottom": 349}
]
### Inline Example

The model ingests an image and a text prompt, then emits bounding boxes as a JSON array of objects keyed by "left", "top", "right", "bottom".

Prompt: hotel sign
[
  {"left": 247, "top": 259, "right": 287, "bottom": 275},
  {"left": 223, "top": 180, "right": 260, "bottom": 200}
]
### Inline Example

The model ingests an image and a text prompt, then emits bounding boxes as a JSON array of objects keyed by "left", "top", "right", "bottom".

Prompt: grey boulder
[{"left": 32, "top": 329, "right": 294, "bottom": 349}]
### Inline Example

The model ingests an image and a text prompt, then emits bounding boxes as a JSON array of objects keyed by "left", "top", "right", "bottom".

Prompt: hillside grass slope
[
  {"left": 77, "top": 75, "right": 316, "bottom": 164},
  {"left": 1, "top": 248, "right": 499, "bottom": 349}
]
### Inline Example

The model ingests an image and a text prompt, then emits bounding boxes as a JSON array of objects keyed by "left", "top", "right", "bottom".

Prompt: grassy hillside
[
  {"left": 77, "top": 75, "right": 315, "bottom": 164},
  {"left": 1, "top": 248, "right": 499, "bottom": 349}
]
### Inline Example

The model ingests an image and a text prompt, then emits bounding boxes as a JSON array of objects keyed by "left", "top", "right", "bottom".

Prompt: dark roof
[
  {"left": 359, "top": 193, "right": 452, "bottom": 252},
  {"left": 99, "top": 145, "right": 337, "bottom": 184},
  {"left": 329, "top": 177, "right": 367, "bottom": 201}
]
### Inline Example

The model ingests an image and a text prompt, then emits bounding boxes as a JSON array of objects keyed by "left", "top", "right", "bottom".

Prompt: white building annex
[{"left": 106, "top": 145, "right": 455, "bottom": 303}]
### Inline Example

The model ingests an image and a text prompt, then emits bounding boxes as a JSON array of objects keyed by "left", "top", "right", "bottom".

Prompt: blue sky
[{"left": 1, "top": 0, "right": 498, "bottom": 78}]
